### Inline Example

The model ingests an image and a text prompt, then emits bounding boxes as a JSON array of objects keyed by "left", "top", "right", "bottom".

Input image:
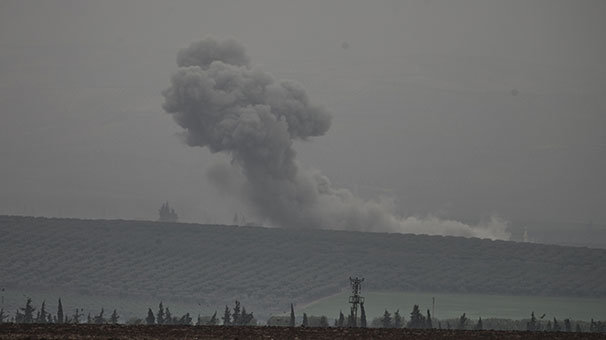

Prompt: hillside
[{"left": 1, "top": 216, "right": 605, "bottom": 318}]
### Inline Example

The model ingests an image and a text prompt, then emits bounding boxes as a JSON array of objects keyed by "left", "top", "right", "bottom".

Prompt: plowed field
[{"left": 0, "top": 324, "right": 603, "bottom": 339}]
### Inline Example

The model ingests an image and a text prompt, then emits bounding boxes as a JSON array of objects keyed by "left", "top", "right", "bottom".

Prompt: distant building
[
  {"left": 267, "top": 315, "right": 291, "bottom": 327},
  {"left": 158, "top": 202, "right": 178, "bottom": 222}
]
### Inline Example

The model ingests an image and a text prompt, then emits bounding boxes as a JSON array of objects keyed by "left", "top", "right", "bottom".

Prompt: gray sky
[{"left": 1, "top": 0, "right": 605, "bottom": 233}]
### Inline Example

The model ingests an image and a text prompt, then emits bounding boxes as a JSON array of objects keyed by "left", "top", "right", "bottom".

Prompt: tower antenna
[{"left": 348, "top": 277, "right": 365, "bottom": 327}]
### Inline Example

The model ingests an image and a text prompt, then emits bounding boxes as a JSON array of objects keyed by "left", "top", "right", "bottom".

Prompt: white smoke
[{"left": 162, "top": 37, "right": 510, "bottom": 240}]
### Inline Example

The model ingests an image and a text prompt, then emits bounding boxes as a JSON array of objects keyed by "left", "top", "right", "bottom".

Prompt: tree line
[
  {"left": 3, "top": 297, "right": 605, "bottom": 333},
  {"left": 0, "top": 297, "right": 253, "bottom": 327},
  {"left": 270, "top": 304, "right": 605, "bottom": 333},
  {"left": 1, "top": 298, "right": 118, "bottom": 325},
  {"left": 361, "top": 306, "right": 606, "bottom": 333}
]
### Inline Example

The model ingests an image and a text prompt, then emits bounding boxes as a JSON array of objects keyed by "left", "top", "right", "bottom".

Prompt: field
[
  {"left": 1, "top": 215, "right": 605, "bottom": 321},
  {"left": 1, "top": 324, "right": 604, "bottom": 340},
  {"left": 301, "top": 291, "right": 606, "bottom": 321}
]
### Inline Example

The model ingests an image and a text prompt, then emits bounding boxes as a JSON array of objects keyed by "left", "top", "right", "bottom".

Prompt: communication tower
[{"left": 348, "top": 277, "right": 365, "bottom": 327}]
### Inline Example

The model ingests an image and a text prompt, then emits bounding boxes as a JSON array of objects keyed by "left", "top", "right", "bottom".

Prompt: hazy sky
[{"left": 1, "top": 0, "right": 604, "bottom": 230}]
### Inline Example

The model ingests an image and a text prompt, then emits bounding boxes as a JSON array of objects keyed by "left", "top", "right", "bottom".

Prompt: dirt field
[{"left": 0, "top": 324, "right": 604, "bottom": 340}]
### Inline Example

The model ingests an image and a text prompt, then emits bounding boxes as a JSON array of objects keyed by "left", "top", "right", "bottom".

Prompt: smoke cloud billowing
[{"left": 162, "top": 37, "right": 510, "bottom": 240}]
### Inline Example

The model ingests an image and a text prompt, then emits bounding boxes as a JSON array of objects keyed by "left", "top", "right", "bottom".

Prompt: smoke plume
[{"left": 162, "top": 37, "right": 510, "bottom": 240}]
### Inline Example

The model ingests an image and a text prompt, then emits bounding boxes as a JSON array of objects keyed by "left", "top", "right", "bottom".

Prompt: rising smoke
[{"left": 162, "top": 37, "right": 510, "bottom": 240}]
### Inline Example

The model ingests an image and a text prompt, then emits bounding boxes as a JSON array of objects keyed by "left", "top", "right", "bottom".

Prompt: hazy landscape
[
  {"left": 2, "top": 0, "right": 605, "bottom": 338},
  {"left": 1, "top": 215, "right": 605, "bottom": 324}
]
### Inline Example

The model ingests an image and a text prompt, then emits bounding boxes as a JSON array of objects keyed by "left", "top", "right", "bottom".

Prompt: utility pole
[{"left": 348, "top": 277, "right": 364, "bottom": 327}]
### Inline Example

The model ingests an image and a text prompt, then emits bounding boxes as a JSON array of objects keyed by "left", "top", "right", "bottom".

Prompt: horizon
[{"left": 1, "top": 1, "right": 605, "bottom": 243}]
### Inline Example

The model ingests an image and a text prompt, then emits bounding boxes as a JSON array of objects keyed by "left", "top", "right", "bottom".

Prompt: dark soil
[{"left": 1, "top": 324, "right": 604, "bottom": 340}]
